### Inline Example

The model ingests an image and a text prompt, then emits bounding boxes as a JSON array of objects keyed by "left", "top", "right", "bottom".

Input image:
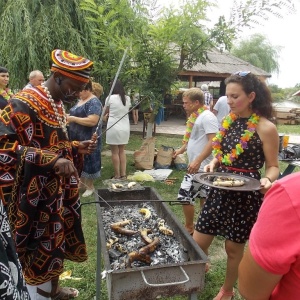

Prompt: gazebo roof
[
  {"left": 292, "top": 90, "right": 300, "bottom": 96},
  {"left": 178, "top": 48, "right": 271, "bottom": 82}
]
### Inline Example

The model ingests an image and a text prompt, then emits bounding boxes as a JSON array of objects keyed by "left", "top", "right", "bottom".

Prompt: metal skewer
[
  {"left": 94, "top": 48, "right": 128, "bottom": 136},
  {"left": 78, "top": 180, "right": 113, "bottom": 209},
  {"left": 96, "top": 98, "right": 144, "bottom": 140},
  {"left": 78, "top": 180, "right": 190, "bottom": 207},
  {"left": 87, "top": 199, "right": 191, "bottom": 206}
]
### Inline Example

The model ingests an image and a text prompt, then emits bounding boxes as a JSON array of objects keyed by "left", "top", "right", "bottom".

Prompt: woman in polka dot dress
[{"left": 193, "top": 72, "right": 279, "bottom": 300}]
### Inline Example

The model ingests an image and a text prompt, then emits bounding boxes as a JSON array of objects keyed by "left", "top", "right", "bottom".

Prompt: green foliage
[
  {"left": 0, "top": 0, "right": 297, "bottom": 91},
  {"left": 229, "top": 0, "right": 296, "bottom": 33},
  {"left": 81, "top": 0, "right": 237, "bottom": 112},
  {"left": 0, "top": 0, "right": 96, "bottom": 89},
  {"left": 231, "top": 33, "right": 281, "bottom": 74},
  {"left": 268, "top": 84, "right": 300, "bottom": 103},
  {"left": 269, "top": 84, "right": 288, "bottom": 102},
  {"left": 210, "top": 16, "right": 236, "bottom": 51},
  {"left": 156, "top": 0, "right": 217, "bottom": 70},
  {"left": 213, "top": 0, "right": 296, "bottom": 52}
]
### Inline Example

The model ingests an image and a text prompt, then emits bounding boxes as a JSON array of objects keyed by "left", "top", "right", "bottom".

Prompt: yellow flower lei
[
  {"left": 182, "top": 106, "right": 208, "bottom": 144},
  {"left": 0, "top": 87, "right": 13, "bottom": 101},
  {"left": 212, "top": 112, "right": 260, "bottom": 165}
]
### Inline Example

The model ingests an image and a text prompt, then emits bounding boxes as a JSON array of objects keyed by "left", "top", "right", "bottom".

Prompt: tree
[
  {"left": 269, "top": 84, "right": 288, "bottom": 102},
  {"left": 227, "top": 0, "right": 295, "bottom": 36},
  {"left": 80, "top": 0, "right": 232, "bottom": 96},
  {"left": 210, "top": 0, "right": 296, "bottom": 51},
  {"left": 0, "top": 0, "right": 97, "bottom": 89},
  {"left": 231, "top": 33, "right": 282, "bottom": 74},
  {"left": 0, "top": 0, "right": 296, "bottom": 91}
]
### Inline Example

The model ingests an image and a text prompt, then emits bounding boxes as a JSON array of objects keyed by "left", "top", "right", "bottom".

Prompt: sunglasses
[{"left": 234, "top": 71, "right": 251, "bottom": 77}]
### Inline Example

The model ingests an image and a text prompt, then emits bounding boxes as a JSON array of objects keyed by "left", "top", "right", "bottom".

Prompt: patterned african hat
[{"left": 51, "top": 49, "right": 93, "bottom": 83}]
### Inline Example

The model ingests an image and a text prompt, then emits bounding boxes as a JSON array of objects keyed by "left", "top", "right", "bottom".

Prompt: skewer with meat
[
  {"left": 140, "top": 228, "right": 152, "bottom": 244},
  {"left": 125, "top": 251, "right": 151, "bottom": 267},
  {"left": 157, "top": 219, "right": 174, "bottom": 236},
  {"left": 110, "top": 220, "right": 138, "bottom": 236},
  {"left": 125, "top": 237, "right": 160, "bottom": 268},
  {"left": 212, "top": 176, "right": 245, "bottom": 187}
]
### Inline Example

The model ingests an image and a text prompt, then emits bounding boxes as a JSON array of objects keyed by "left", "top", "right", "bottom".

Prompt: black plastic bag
[{"left": 284, "top": 145, "right": 300, "bottom": 160}]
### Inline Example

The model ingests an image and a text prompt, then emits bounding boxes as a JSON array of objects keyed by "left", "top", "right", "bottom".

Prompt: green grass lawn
[{"left": 63, "top": 125, "right": 299, "bottom": 300}]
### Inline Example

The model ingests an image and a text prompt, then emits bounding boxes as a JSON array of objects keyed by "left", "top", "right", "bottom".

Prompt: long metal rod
[
  {"left": 79, "top": 180, "right": 113, "bottom": 209},
  {"left": 97, "top": 98, "right": 144, "bottom": 140},
  {"left": 94, "top": 48, "right": 128, "bottom": 135},
  {"left": 81, "top": 200, "right": 191, "bottom": 206}
]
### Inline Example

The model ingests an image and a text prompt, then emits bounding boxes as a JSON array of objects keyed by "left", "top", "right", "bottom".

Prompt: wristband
[
  {"left": 265, "top": 176, "right": 272, "bottom": 183},
  {"left": 72, "top": 141, "right": 80, "bottom": 147}
]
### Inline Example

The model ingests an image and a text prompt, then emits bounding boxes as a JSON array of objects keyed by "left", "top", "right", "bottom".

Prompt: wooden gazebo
[{"left": 177, "top": 48, "right": 271, "bottom": 96}]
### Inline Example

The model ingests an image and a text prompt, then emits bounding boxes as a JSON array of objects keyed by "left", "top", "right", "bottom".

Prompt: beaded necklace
[
  {"left": 182, "top": 106, "right": 208, "bottom": 144},
  {"left": 0, "top": 87, "right": 13, "bottom": 101},
  {"left": 41, "top": 83, "right": 68, "bottom": 139},
  {"left": 212, "top": 112, "right": 260, "bottom": 165}
]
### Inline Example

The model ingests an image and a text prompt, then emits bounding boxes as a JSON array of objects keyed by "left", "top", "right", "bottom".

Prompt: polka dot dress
[{"left": 195, "top": 117, "right": 265, "bottom": 243}]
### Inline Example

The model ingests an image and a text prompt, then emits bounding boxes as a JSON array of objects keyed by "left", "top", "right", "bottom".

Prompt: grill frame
[{"left": 95, "top": 187, "right": 208, "bottom": 300}]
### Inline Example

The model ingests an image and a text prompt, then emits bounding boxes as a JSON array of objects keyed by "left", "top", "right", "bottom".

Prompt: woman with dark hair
[
  {"left": 104, "top": 80, "right": 131, "bottom": 179},
  {"left": 0, "top": 66, "right": 13, "bottom": 110},
  {"left": 193, "top": 71, "right": 279, "bottom": 300},
  {"left": 67, "top": 80, "right": 102, "bottom": 197}
]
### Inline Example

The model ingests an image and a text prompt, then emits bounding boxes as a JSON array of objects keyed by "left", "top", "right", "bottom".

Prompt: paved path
[{"left": 130, "top": 116, "right": 186, "bottom": 136}]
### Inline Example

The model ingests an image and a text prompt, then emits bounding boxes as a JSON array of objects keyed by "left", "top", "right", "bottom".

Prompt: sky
[{"left": 156, "top": 0, "right": 300, "bottom": 88}]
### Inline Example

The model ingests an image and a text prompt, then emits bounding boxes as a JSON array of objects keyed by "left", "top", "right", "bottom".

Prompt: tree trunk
[{"left": 146, "top": 122, "right": 154, "bottom": 138}]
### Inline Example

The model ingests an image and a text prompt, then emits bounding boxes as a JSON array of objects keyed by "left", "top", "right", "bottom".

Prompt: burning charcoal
[
  {"left": 117, "top": 237, "right": 127, "bottom": 244},
  {"left": 102, "top": 203, "right": 188, "bottom": 271},
  {"left": 108, "top": 249, "right": 122, "bottom": 260}
]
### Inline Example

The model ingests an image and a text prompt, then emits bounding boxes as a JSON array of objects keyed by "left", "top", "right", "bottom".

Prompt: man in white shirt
[
  {"left": 213, "top": 95, "right": 230, "bottom": 127},
  {"left": 173, "top": 88, "right": 218, "bottom": 235}
]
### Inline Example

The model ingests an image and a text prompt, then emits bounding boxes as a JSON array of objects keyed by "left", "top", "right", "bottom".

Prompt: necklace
[
  {"left": 212, "top": 112, "right": 260, "bottom": 165},
  {"left": 182, "top": 106, "right": 208, "bottom": 144},
  {"left": 41, "top": 83, "right": 68, "bottom": 139},
  {"left": 0, "top": 87, "right": 13, "bottom": 101}
]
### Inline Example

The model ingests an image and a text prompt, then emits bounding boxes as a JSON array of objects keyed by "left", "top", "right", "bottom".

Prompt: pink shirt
[{"left": 249, "top": 173, "right": 300, "bottom": 299}]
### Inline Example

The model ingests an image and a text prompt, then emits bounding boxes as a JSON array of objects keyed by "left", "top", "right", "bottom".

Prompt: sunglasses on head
[{"left": 234, "top": 71, "right": 251, "bottom": 77}]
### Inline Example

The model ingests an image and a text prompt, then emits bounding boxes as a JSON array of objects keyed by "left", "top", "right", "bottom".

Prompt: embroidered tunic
[
  {"left": 195, "top": 117, "right": 265, "bottom": 243},
  {"left": 0, "top": 200, "right": 30, "bottom": 299},
  {"left": 0, "top": 86, "right": 87, "bottom": 285}
]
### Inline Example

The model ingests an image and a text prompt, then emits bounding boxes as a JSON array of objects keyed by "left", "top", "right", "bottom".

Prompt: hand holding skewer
[{"left": 78, "top": 137, "right": 97, "bottom": 154}]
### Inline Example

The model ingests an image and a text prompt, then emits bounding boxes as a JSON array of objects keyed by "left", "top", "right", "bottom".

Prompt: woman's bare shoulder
[{"left": 257, "top": 117, "right": 278, "bottom": 138}]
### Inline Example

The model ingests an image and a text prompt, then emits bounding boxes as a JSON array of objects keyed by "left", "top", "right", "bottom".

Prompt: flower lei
[
  {"left": 212, "top": 112, "right": 260, "bottom": 165},
  {"left": 182, "top": 106, "right": 208, "bottom": 144},
  {"left": 0, "top": 87, "right": 13, "bottom": 101}
]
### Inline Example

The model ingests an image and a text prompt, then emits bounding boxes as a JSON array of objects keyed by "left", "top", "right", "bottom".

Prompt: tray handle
[{"left": 141, "top": 266, "right": 189, "bottom": 287}]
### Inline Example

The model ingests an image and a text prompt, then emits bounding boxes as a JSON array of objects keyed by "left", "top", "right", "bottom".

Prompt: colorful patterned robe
[
  {"left": 0, "top": 200, "right": 30, "bottom": 299},
  {"left": 0, "top": 86, "right": 87, "bottom": 285}
]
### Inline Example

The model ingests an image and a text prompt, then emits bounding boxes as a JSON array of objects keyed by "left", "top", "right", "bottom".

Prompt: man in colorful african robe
[{"left": 0, "top": 49, "right": 96, "bottom": 299}]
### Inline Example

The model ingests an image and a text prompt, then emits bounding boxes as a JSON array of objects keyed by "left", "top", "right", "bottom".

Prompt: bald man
[{"left": 23, "top": 70, "right": 45, "bottom": 89}]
